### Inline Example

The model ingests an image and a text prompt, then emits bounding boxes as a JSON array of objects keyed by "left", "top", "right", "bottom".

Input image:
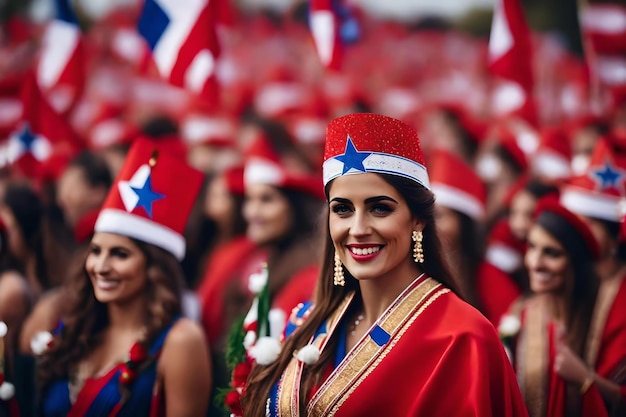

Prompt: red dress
[
  {"left": 585, "top": 273, "right": 626, "bottom": 414},
  {"left": 272, "top": 275, "right": 529, "bottom": 417},
  {"left": 197, "top": 236, "right": 258, "bottom": 344},
  {"left": 476, "top": 261, "right": 522, "bottom": 326},
  {"left": 198, "top": 236, "right": 319, "bottom": 346},
  {"left": 510, "top": 297, "right": 609, "bottom": 417},
  {"left": 476, "top": 220, "right": 526, "bottom": 327}
]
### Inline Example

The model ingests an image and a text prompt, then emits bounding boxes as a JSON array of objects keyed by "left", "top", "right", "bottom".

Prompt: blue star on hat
[
  {"left": 591, "top": 162, "right": 624, "bottom": 190},
  {"left": 131, "top": 174, "right": 165, "bottom": 218},
  {"left": 16, "top": 123, "right": 37, "bottom": 152},
  {"left": 335, "top": 136, "right": 371, "bottom": 174}
]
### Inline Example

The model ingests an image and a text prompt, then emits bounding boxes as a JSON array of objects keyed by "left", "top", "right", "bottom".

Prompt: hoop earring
[
  {"left": 334, "top": 253, "right": 345, "bottom": 286},
  {"left": 412, "top": 230, "right": 424, "bottom": 263}
]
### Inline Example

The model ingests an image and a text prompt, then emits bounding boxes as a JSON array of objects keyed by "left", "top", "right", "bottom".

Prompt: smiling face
[
  {"left": 328, "top": 173, "right": 422, "bottom": 283},
  {"left": 243, "top": 183, "right": 293, "bottom": 246},
  {"left": 525, "top": 224, "right": 570, "bottom": 294},
  {"left": 86, "top": 232, "right": 148, "bottom": 305}
]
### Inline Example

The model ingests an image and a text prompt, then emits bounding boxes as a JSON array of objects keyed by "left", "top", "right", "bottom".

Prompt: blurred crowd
[{"left": 0, "top": 0, "right": 625, "bottom": 416}]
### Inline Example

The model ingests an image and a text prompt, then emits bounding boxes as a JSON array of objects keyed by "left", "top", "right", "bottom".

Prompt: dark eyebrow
[
  {"left": 329, "top": 197, "right": 351, "bottom": 204},
  {"left": 365, "top": 196, "right": 398, "bottom": 204},
  {"left": 329, "top": 196, "right": 398, "bottom": 205}
]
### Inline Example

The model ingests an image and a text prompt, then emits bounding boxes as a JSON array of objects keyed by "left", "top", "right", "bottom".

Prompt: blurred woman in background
[
  {"left": 502, "top": 201, "right": 604, "bottom": 416},
  {"left": 0, "top": 182, "right": 55, "bottom": 417},
  {"left": 202, "top": 133, "right": 325, "bottom": 416},
  {"left": 31, "top": 140, "right": 212, "bottom": 417},
  {"left": 429, "top": 149, "right": 486, "bottom": 308},
  {"left": 558, "top": 139, "right": 626, "bottom": 414}
]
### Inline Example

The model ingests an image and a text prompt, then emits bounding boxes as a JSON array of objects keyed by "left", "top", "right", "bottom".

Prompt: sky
[
  {"left": 27, "top": 0, "right": 499, "bottom": 22},
  {"left": 238, "top": 0, "right": 498, "bottom": 20},
  {"left": 349, "top": 0, "right": 496, "bottom": 20}
]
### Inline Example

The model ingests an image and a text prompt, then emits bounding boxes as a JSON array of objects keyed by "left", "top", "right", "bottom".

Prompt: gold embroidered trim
[
  {"left": 518, "top": 299, "right": 548, "bottom": 417},
  {"left": 328, "top": 288, "right": 450, "bottom": 416},
  {"left": 307, "top": 276, "right": 441, "bottom": 416},
  {"left": 278, "top": 293, "right": 355, "bottom": 417}
]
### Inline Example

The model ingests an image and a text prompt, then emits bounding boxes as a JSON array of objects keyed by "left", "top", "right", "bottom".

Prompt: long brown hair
[
  {"left": 241, "top": 174, "right": 460, "bottom": 416},
  {"left": 534, "top": 211, "right": 598, "bottom": 356},
  {"left": 37, "top": 238, "right": 184, "bottom": 390}
]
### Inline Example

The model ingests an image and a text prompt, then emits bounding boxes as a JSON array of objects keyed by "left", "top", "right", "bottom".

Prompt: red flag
[
  {"left": 488, "top": 0, "right": 537, "bottom": 125},
  {"left": 137, "top": 0, "right": 222, "bottom": 105},
  {"left": 310, "top": 0, "right": 343, "bottom": 70},
  {"left": 579, "top": 2, "right": 626, "bottom": 108},
  {"left": 2, "top": 73, "right": 83, "bottom": 181},
  {"left": 0, "top": 73, "right": 26, "bottom": 140},
  {"left": 35, "top": 0, "right": 86, "bottom": 114}
]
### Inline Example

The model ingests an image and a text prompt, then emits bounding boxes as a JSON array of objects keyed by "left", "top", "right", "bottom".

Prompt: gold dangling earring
[
  {"left": 334, "top": 253, "right": 345, "bottom": 286},
  {"left": 412, "top": 230, "right": 424, "bottom": 263}
]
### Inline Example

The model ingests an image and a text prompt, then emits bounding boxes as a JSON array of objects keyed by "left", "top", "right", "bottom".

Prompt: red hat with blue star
[
  {"left": 94, "top": 138, "right": 204, "bottom": 260},
  {"left": 560, "top": 139, "right": 626, "bottom": 222},
  {"left": 323, "top": 113, "right": 429, "bottom": 189}
]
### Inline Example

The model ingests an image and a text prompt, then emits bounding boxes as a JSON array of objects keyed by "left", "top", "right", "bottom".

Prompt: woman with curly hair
[
  {"left": 240, "top": 113, "right": 528, "bottom": 417},
  {"left": 33, "top": 140, "right": 212, "bottom": 417},
  {"left": 0, "top": 182, "right": 53, "bottom": 417}
]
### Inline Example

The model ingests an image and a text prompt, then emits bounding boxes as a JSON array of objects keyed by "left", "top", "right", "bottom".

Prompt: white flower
[
  {"left": 243, "top": 330, "right": 257, "bottom": 351},
  {"left": 296, "top": 344, "right": 320, "bottom": 365},
  {"left": 268, "top": 309, "right": 286, "bottom": 340},
  {"left": 0, "top": 322, "right": 7, "bottom": 338},
  {"left": 248, "top": 272, "right": 267, "bottom": 295},
  {"left": 0, "top": 381, "right": 15, "bottom": 400},
  {"left": 249, "top": 336, "right": 281, "bottom": 365},
  {"left": 30, "top": 331, "right": 54, "bottom": 355},
  {"left": 498, "top": 314, "right": 521, "bottom": 337}
]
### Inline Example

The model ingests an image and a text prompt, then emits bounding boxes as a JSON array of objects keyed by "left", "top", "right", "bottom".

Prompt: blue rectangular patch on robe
[{"left": 369, "top": 325, "right": 390, "bottom": 346}]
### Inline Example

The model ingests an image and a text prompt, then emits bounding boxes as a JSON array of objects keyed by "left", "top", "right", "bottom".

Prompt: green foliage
[
  {"left": 225, "top": 315, "right": 247, "bottom": 372},
  {"left": 214, "top": 386, "right": 232, "bottom": 413},
  {"left": 256, "top": 274, "right": 271, "bottom": 338}
]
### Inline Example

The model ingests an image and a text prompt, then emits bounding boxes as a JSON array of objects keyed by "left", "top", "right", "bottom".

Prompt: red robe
[
  {"left": 197, "top": 236, "right": 257, "bottom": 344},
  {"left": 274, "top": 275, "right": 529, "bottom": 417},
  {"left": 511, "top": 298, "right": 609, "bottom": 417},
  {"left": 476, "top": 261, "right": 522, "bottom": 326},
  {"left": 585, "top": 273, "right": 626, "bottom": 413},
  {"left": 198, "top": 236, "right": 318, "bottom": 346}
]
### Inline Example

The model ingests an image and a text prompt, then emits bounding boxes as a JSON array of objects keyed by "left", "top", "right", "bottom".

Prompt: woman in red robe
[
  {"left": 240, "top": 113, "right": 528, "bottom": 417},
  {"left": 556, "top": 138, "right": 626, "bottom": 413},
  {"left": 501, "top": 201, "right": 608, "bottom": 416}
]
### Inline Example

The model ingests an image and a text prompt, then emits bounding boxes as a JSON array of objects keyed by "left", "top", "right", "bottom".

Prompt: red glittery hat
[
  {"left": 429, "top": 150, "right": 486, "bottom": 220},
  {"left": 94, "top": 138, "right": 204, "bottom": 260},
  {"left": 560, "top": 139, "right": 626, "bottom": 222},
  {"left": 323, "top": 113, "right": 429, "bottom": 189}
]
